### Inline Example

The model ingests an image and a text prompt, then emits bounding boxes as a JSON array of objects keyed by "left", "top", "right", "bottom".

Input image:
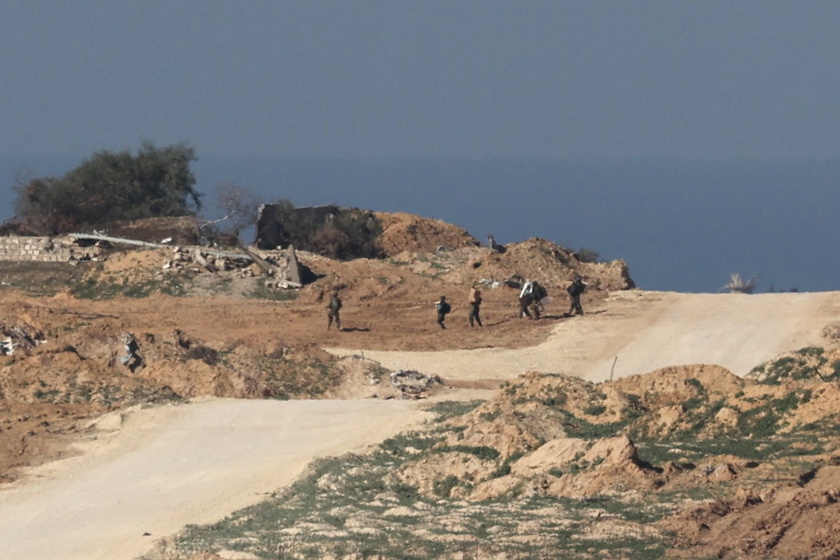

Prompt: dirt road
[
  {"left": 1, "top": 290, "right": 838, "bottom": 559},
  {"left": 0, "top": 398, "right": 431, "bottom": 560},
  {"left": 330, "top": 291, "right": 840, "bottom": 383}
]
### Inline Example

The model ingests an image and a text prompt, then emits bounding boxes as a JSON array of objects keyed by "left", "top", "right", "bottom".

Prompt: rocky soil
[
  {"left": 1, "top": 211, "right": 838, "bottom": 559},
  {"left": 0, "top": 212, "right": 628, "bottom": 487}
]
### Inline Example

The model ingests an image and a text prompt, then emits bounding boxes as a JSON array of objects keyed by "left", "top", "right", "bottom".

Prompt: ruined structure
[
  {"left": 0, "top": 235, "right": 104, "bottom": 263},
  {"left": 255, "top": 204, "right": 346, "bottom": 250}
]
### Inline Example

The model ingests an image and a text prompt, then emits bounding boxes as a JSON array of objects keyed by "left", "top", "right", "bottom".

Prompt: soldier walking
[
  {"left": 327, "top": 291, "right": 343, "bottom": 330},
  {"left": 436, "top": 295, "right": 451, "bottom": 329},
  {"left": 567, "top": 276, "right": 586, "bottom": 316},
  {"left": 468, "top": 287, "right": 483, "bottom": 327}
]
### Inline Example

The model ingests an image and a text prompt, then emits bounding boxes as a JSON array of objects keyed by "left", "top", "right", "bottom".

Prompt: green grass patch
[
  {"left": 70, "top": 275, "right": 190, "bottom": 299},
  {"left": 0, "top": 261, "right": 84, "bottom": 296},
  {"left": 425, "top": 399, "right": 483, "bottom": 421},
  {"left": 750, "top": 348, "right": 829, "bottom": 384},
  {"left": 436, "top": 444, "right": 501, "bottom": 461},
  {"left": 561, "top": 409, "right": 628, "bottom": 439},
  {"left": 242, "top": 284, "right": 300, "bottom": 301},
  {"left": 583, "top": 403, "right": 607, "bottom": 416}
]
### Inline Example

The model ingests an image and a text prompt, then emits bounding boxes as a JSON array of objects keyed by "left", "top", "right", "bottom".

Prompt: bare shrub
[
  {"left": 185, "top": 345, "right": 220, "bottom": 366},
  {"left": 575, "top": 247, "right": 600, "bottom": 263}
]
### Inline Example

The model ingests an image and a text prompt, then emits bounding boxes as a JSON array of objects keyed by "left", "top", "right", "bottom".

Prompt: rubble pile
[
  {"left": 390, "top": 369, "right": 441, "bottom": 398},
  {"left": 0, "top": 322, "right": 46, "bottom": 356},
  {"left": 161, "top": 247, "right": 252, "bottom": 275},
  {"left": 160, "top": 245, "right": 307, "bottom": 289}
]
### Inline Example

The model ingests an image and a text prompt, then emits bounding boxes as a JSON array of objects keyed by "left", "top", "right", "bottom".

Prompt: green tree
[{"left": 13, "top": 142, "right": 201, "bottom": 234}]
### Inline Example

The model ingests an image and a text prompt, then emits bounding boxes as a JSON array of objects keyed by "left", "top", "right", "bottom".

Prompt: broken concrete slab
[{"left": 390, "top": 370, "right": 441, "bottom": 399}]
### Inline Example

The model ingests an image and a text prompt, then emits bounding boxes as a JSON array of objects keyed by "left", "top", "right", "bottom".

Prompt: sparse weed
[
  {"left": 162, "top": 425, "right": 669, "bottom": 560},
  {"left": 425, "top": 399, "right": 482, "bottom": 421},
  {"left": 436, "top": 445, "right": 501, "bottom": 461},
  {"left": 432, "top": 474, "right": 461, "bottom": 497},
  {"left": 243, "top": 285, "right": 299, "bottom": 301},
  {"left": 797, "top": 347, "right": 825, "bottom": 357},
  {"left": 583, "top": 403, "right": 607, "bottom": 416},
  {"left": 184, "top": 345, "right": 220, "bottom": 366},
  {"left": 750, "top": 348, "right": 829, "bottom": 384},
  {"left": 71, "top": 276, "right": 190, "bottom": 299}
]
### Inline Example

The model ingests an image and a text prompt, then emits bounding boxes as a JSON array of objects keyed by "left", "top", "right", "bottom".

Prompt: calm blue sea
[{"left": 2, "top": 154, "right": 838, "bottom": 294}]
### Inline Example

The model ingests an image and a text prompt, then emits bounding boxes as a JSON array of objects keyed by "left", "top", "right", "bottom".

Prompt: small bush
[
  {"left": 432, "top": 475, "right": 460, "bottom": 498},
  {"left": 185, "top": 345, "right": 220, "bottom": 366},
  {"left": 623, "top": 393, "right": 647, "bottom": 419},
  {"left": 583, "top": 404, "right": 607, "bottom": 416},
  {"left": 426, "top": 400, "right": 483, "bottom": 421},
  {"left": 575, "top": 248, "right": 600, "bottom": 263},
  {"left": 438, "top": 445, "right": 501, "bottom": 461},
  {"left": 490, "top": 464, "right": 512, "bottom": 478},
  {"left": 830, "top": 360, "right": 840, "bottom": 381},
  {"left": 244, "top": 285, "right": 300, "bottom": 301},
  {"left": 685, "top": 378, "right": 705, "bottom": 391},
  {"left": 539, "top": 387, "right": 568, "bottom": 407}
]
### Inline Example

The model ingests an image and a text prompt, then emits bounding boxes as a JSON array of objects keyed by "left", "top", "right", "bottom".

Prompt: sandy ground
[
  {"left": 330, "top": 291, "right": 840, "bottom": 383},
  {"left": 2, "top": 290, "right": 839, "bottom": 559},
  {"left": 0, "top": 398, "right": 431, "bottom": 560}
]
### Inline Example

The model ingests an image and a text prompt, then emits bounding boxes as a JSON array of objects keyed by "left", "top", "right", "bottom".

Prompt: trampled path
[
  {"left": 2, "top": 291, "right": 839, "bottom": 559},
  {"left": 330, "top": 291, "right": 840, "bottom": 383}
]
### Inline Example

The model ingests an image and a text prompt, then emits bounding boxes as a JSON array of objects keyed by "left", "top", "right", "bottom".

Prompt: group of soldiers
[
  {"left": 434, "top": 286, "right": 483, "bottom": 330},
  {"left": 327, "top": 276, "right": 587, "bottom": 331}
]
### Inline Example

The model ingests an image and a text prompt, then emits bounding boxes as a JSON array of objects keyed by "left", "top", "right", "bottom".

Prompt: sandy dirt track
[
  {"left": 0, "top": 398, "right": 431, "bottom": 560},
  {"left": 330, "top": 291, "right": 840, "bottom": 383},
  {"left": 1, "top": 290, "right": 839, "bottom": 560}
]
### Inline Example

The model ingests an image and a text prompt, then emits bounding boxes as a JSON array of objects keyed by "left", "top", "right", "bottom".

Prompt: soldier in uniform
[
  {"left": 468, "top": 287, "right": 483, "bottom": 327},
  {"left": 327, "top": 291, "right": 343, "bottom": 330},
  {"left": 436, "top": 295, "right": 451, "bottom": 329},
  {"left": 567, "top": 276, "right": 586, "bottom": 316}
]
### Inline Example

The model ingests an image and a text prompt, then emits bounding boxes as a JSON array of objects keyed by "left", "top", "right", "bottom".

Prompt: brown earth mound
[
  {"left": 472, "top": 237, "right": 635, "bottom": 291},
  {"left": 665, "top": 463, "right": 840, "bottom": 559},
  {"left": 387, "top": 358, "right": 840, "bottom": 557},
  {"left": 375, "top": 211, "right": 480, "bottom": 256}
]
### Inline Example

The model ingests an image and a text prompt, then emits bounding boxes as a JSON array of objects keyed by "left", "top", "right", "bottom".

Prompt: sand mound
[
  {"left": 666, "top": 463, "right": 840, "bottom": 559},
  {"left": 376, "top": 211, "right": 480, "bottom": 256}
]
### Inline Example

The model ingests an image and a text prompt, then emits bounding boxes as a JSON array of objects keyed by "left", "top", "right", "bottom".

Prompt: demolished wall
[
  {"left": 255, "top": 204, "right": 344, "bottom": 250},
  {"left": 0, "top": 236, "right": 102, "bottom": 263}
]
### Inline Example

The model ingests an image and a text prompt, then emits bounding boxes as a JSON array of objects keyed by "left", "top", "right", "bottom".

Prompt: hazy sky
[{"left": 4, "top": 1, "right": 840, "bottom": 160}]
